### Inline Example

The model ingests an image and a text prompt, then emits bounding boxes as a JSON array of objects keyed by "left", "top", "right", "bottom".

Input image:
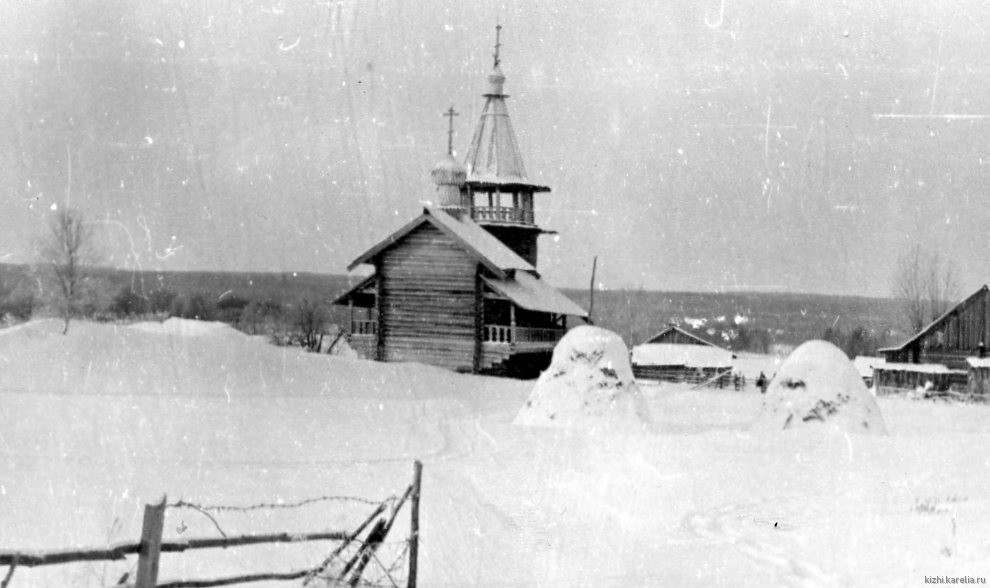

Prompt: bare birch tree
[
  {"left": 891, "top": 244, "right": 960, "bottom": 335},
  {"left": 38, "top": 208, "right": 98, "bottom": 334}
]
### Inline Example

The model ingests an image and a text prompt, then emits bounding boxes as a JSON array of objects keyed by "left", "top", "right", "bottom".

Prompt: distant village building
[
  {"left": 630, "top": 325, "right": 735, "bottom": 386},
  {"left": 332, "top": 28, "right": 587, "bottom": 377},
  {"left": 875, "top": 285, "right": 990, "bottom": 395}
]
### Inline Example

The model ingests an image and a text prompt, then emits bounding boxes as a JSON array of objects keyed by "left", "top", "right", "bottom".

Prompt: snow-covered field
[{"left": 2, "top": 319, "right": 990, "bottom": 587}]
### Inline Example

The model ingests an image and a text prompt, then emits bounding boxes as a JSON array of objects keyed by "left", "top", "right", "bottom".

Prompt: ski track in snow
[{"left": 683, "top": 498, "right": 840, "bottom": 587}]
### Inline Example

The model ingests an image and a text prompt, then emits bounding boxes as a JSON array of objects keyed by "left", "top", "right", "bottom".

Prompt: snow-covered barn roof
[
  {"left": 873, "top": 362, "right": 962, "bottom": 375},
  {"left": 346, "top": 207, "right": 535, "bottom": 278},
  {"left": 631, "top": 343, "right": 734, "bottom": 369},
  {"left": 482, "top": 271, "right": 587, "bottom": 317}
]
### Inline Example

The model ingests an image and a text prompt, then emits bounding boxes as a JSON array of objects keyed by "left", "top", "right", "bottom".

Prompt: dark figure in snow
[
  {"left": 757, "top": 372, "right": 767, "bottom": 394},
  {"left": 733, "top": 373, "right": 741, "bottom": 391}
]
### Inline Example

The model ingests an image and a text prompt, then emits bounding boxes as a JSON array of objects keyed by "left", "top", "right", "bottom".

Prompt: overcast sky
[{"left": 2, "top": 0, "right": 988, "bottom": 297}]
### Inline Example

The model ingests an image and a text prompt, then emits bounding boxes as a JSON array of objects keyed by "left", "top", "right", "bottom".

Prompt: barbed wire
[
  {"left": 169, "top": 493, "right": 395, "bottom": 514},
  {"left": 365, "top": 539, "right": 409, "bottom": 588},
  {"left": 304, "top": 535, "right": 411, "bottom": 588}
]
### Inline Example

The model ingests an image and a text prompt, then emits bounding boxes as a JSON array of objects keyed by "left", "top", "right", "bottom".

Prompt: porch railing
[
  {"left": 483, "top": 325, "right": 564, "bottom": 345},
  {"left": 351, "top": 319, "right": 378, "bottom": 336},
  {"left": 472, "top": 206, "right": 534, "bottom": 225}
]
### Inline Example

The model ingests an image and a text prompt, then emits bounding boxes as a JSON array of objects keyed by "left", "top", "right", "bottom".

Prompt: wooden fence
[{"left": 0, "top": 461, "right": 423, "bottom": 588}]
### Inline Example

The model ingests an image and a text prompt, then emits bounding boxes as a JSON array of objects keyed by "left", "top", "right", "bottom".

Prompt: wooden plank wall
[
  {"left": 482, "top": 226, "right": 539, "bottom": 267},
  {"left": 968, "top": 367, "right": 990, "bottom": 395},
  {"left": 379, "top": 224, "right": 478, "bottom": 371},
  {"left": 632, "top": 365, "right": 731, "bottom": 387}
]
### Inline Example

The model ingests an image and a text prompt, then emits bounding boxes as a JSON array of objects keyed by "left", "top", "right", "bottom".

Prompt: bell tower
[{"left": 462, "top": 25, "right": 551, "bottom": 267}]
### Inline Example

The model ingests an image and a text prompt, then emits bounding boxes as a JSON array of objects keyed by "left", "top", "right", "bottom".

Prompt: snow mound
[
  {"left": 753, "top": 340, "right": 887, "bottom": 434},
  {"left": 128, "top": 317, "right": 242, "bottom": 338},
  {"left": 514, "top": 326, "right": 652, "bottom": 432}
]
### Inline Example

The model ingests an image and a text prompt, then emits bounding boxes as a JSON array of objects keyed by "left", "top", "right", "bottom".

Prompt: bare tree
[
  {"left": 37, "top": 208, "right": 98, "bottom": 334},
  {"left": 291, "top": 298, "right": 329, "bottom": 351},
  {"left": 891, "top": 244, "right": 960, "bottom": 334}
]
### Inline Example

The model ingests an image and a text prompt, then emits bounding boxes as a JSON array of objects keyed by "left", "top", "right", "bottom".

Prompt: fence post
[
  {"left": 135, "top": 495, "right": 167, "bottom": 588},
  {"left": 408, "top": 460, "right": 422, "bottom": 588}
]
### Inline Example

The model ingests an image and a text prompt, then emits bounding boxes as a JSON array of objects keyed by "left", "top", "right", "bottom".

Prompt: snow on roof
[
  {"left": 347, "top": 207, "right": 534, "bottom": 276},
  {"left": 482, "top": 271, "right": 587, "bottom": 317},
  {"left": 874, "top": 362, "right": 961, "bottom": 375},
  {"left": 852, "top": 356, "right": 887, "bottom": 378},
  {"left": 966, "top": 357, "right": 990, "bottom": 368},
  {"left": 631, "top": 343, "right": 733, "bottom": 368}
]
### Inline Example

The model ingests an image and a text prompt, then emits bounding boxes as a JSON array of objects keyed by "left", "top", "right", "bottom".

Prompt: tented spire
[{"left": 463, "top": 25, "right": 549, "bottom": 192}]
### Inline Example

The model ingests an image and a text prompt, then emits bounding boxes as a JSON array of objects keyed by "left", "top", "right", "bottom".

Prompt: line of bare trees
[
  {"left": 10, "top": 207, "right": 342, "bottom": 352},
  {"left": 890, "top": 244, "right": 960, "bottom": 335}
]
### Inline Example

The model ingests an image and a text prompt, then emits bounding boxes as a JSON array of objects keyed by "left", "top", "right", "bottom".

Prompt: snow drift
[
  {"left": 754, "top": 340, "right": 887, "bottom": 434},
  {"left": 514, "top": 326, "right": 652, "bottom": 431}
]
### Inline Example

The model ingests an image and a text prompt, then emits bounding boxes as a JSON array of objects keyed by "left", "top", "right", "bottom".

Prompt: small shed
[
  {"left": 966, "top": 357, "right": 990, "bottom": 396},
  {"left": 631, "top": 325, "right": 734, "bottom": 386}
]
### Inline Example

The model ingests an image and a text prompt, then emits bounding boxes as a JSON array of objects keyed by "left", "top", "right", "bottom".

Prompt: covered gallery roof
[{"left": 483, "top": 271, "right": 587, "bottom": 318}]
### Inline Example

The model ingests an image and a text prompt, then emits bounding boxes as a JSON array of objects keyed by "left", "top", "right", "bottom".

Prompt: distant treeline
[{"left": 0, "top": 264, "right": 903, "bottom": 357}]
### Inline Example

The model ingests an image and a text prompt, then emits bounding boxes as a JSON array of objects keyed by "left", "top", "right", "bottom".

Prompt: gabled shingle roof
[
  {"left": 643, "top": 325, "right": 728, "bottom": 349},
  {"left": 346, "top": 207, "right": 534, "bottom": 277}
]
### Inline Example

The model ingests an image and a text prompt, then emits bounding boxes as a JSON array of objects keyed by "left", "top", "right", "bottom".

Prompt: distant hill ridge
[{"left": 0, "top": 263, "right": 902, "bottom": 349}]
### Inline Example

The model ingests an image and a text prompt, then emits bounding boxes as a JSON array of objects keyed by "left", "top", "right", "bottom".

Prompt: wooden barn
[
  {"left": 630, "top": 325, "right": 735, "bottom": 386},
  {"left": 876, "top": 285, "right": 990, "bottom": 394},
  {"left": 332, "top": 29, "right": 586, "bottom": 377}
]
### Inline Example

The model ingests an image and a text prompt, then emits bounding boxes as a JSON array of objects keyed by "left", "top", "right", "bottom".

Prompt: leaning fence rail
[{"left": 0, "top": 460, "right": 423, "bottom": 588}]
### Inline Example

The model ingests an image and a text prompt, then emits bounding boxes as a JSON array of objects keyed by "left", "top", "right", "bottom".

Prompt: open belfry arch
[{"left": 333, "top": 26, "right": 587, "bottom": 377}]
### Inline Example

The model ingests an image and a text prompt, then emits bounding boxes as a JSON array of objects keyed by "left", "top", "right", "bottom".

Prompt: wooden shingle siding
[{"left": 379, "top": 224, "right": 477, "bottom": 371}]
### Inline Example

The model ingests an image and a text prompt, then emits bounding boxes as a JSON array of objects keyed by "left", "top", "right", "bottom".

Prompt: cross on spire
[
  {"left": 493, "top": 23, "right": 502, "bottom": 67},
  {"left": 443, "top": 105, "right": 459, "bottom": 155}
]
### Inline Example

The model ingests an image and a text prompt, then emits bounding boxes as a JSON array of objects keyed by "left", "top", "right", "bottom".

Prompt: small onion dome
[
  {"left": 431, "top": 154, "right": 467, "bottom": 186},
  {"left": 487, "top": 65, "right": 506, "bottom": 96}
]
